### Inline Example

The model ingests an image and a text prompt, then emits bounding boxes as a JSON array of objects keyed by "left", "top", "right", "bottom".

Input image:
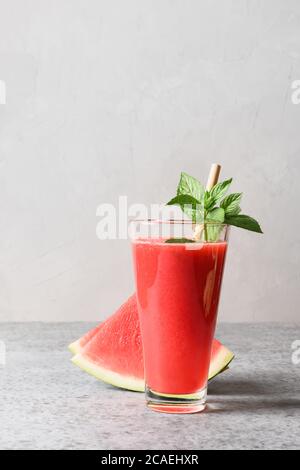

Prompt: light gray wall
[{"left": 0, "top": 0, "right": 299, "bottom": 322}]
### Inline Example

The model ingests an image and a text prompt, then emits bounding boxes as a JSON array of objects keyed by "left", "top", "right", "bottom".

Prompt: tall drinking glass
[{"left": 130, "top": 220, "right": 229, "bottom": 414}]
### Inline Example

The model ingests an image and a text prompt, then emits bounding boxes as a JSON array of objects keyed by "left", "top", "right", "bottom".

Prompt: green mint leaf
[
  {"left": 167, "top": 194, "right": 203, "bottom": 222},
  {"left": 225, "top": 214, "right": 263, "bottom": 233},
  {"left": 165, "top": 237, "right": 195, "bottom": 244},
  {"left": 166, "top": 194, "right": 200, "bottom": 208},
  {"left": 203, "top": 190, "right": 216, "bottom": 211},
  {"left": 209, "top": 178, "right": 233, "bottom": 205},
  {"left": 207, "top": 207, "right": 225, "bottom": 223},
  {"left": 227, "top": 205, "right": 241, "bottom": 216},
  {"left": 220, "top": 193, "right": 242, "bottom": 216},
  {"left": 177, "top": 172, "right": 204, "bottom": 202}
]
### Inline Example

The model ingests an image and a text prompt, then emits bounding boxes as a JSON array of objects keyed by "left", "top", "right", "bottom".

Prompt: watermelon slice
[
  {"left": 69, "top": 325, "right": 101, "bottom": 355},
  {"left": 70, "top": 294, "right": 234, "bottom": 392}
]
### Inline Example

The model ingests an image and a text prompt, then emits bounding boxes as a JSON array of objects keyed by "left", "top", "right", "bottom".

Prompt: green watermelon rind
[
  {"left": 72, "top": 354, "right": 144, "bottom": 392},
  {"left": 71, "top": 345, "right": 234, "bottom": 392}
]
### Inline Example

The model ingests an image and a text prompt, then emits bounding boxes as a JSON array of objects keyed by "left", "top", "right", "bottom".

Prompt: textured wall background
[{"left": 0, "top": 0, "right": 299, "bottom": 322}]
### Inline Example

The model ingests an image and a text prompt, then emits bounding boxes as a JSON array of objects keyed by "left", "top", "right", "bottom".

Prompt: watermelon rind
[
  {"left": 71, "top": 344, "right": 234, "bottom": 392},
  {"left": 72, "top": 353, "right": 144, "bottom": 392},
  {"left": 208, "top": 346, "right": 234, "bottom": 381},
  {"left": 68, "top": 340, "right": 81, "bottom": 355}
]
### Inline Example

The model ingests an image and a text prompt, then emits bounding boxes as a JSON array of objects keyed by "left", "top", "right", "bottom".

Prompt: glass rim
[{"left": 129, "top": 218, "right": 229, "bottom": 227}]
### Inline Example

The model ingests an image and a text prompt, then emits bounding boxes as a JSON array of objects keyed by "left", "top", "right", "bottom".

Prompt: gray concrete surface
[{"left": 0, "top": 322, "right": 299, "bottom": 450}]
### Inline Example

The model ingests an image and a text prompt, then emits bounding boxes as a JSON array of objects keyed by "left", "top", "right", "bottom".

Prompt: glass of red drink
[{"left": 130, "top": 219, "right": 229, "bottom": 414}]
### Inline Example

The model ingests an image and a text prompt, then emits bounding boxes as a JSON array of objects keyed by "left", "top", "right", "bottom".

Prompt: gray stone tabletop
[{"left": 0, "top": 322, "right": 299, "bottom": 450}]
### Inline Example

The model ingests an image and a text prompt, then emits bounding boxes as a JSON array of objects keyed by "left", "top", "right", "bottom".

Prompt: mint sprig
[
  {"left": 207, "top": 207, "right": 225, "bottom": 223},
  {"left": 171, "top": 172, "right": 205, "bottom": 222},
  {"left": 177, "top": 172, "right": 205, "bottom": 201},
  {"left": 209, "top": 178, "right": 232, "bottom": 205},
  {"left": 166, "top": 172, "right": 263, "bottom": 241},
  {"left": 220, "top": 193, "right": 242, "bottom": 216},
  {"left": 224, "top": 214, "right": 262, "bottom": 233},
  {"left": 166, "top": 194, "right": 203, "bottom": 223}
]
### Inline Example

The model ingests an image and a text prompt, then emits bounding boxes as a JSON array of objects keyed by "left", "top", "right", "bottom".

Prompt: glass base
[{"left": 145, "top": 386, "right": 207, "bottom": 414}]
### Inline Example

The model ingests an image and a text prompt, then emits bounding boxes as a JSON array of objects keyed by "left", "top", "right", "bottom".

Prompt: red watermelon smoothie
[{"left": 131, "top": 221, "right": 229, "bottom": 414}]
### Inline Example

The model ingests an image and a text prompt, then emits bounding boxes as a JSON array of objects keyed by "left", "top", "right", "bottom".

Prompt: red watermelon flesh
[{"left": 70, "top": 294, "right": 234, "bottom": 392}]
